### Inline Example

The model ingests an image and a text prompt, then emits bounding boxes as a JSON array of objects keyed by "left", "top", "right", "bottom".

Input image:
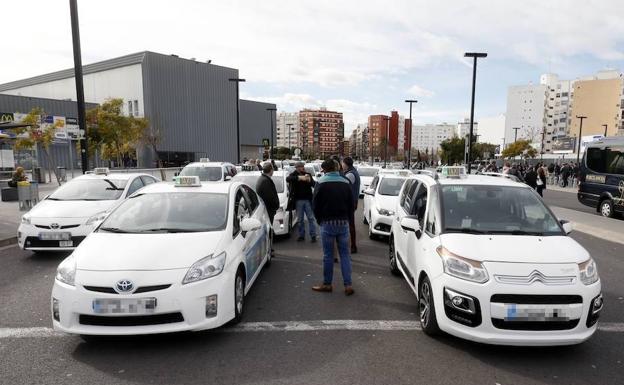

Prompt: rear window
[
  {"left": 48, "top": 179, "right": 128, "bottom": 201},
  {"left": 378, "top": 178, "right": 406, "bottom": 196},
  {"left": 358, "top": 167, "right": 379, "bottom": 177},
  {"left": 180, "top": 166, "right": 223, "bottom": 181},
  {"left": 587, "top": 147, "right": 624, "bottom": 175}
]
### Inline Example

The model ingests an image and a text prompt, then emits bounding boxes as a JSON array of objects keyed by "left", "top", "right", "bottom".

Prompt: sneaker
[
  {"left": 311, "top": 284, "right": 333, "bottom": 293},
  {"left": 310, "top": 236, "right": 317, "bottom": 243},
  {"left": 344, "top": 286, "right": 355, "bottom": 296},
  {"left": 297, "top": 237, "right": 305, "bottom": 242}
]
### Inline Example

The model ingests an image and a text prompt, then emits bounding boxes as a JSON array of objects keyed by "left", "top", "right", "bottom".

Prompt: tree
[
  {"left": 501, "top": 140, "right": 537, "bottom": 159},
  {"left": 9, "top": 107, "right": 64, "bottom": 185},
  {"left": 471, "top": 142, "right": 498, "bottom": 161},
  {"left": 86, "top": 98, "right": 149, "bottom": 167},
  {"left": 439, "top": 137, "right": 465, "bottom": 165}
]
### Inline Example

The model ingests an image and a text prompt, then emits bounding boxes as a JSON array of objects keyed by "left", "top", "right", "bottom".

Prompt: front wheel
[
  {"left": 418, "top": 276, "right": 440, "bottom": 335},
  {"left": 600, "top": 199, "right": 615, "bottom": 218},
  {"left": 232, "top": 269, "right": 246, "bottom": 324},
  {"left": 388, "top": 236, "right": 400, "bottom": 276}
]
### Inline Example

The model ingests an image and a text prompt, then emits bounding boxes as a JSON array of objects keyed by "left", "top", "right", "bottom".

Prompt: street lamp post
[
  {"left": 266, "top": 107, "right": 277, "bottom": 160},
  {"left": 405, "top": 99, "right": 417, "bottom": 169},
  {"left": 513, "top": 127, "right": 521, "bottom": 142},
  {"left": 228, "top": 77, "right": 246, "bottom": 164},
  {"left": 69, "top": 0, "right": 89, "bottom": 173},
  {"left": 576, "top": 115, "right": 587, "bottom": 163},
  {"left": 603, "top": 124, "right": 608, "bottom": 137},
  {"left": 383, "top": 116, "right": 390, "bottom": 168},
  {"left": 464, "top": 52, "right": 487, "bottom": 174}
]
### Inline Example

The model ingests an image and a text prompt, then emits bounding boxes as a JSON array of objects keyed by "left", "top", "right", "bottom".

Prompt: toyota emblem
[
  {"left": 115, "top": 279, "right": 135, "bottom": 294},
  {"left": 50, "top": 223, "right": 60, "bottom": 229}
]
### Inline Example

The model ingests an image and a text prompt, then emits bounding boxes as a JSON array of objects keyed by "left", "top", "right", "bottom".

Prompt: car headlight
[
  {"left": 182, "top": 252, "right": 227, "bottom": 284},
  {"left": 579, "top": 258, "right": 599, "bottom": 285},
  {"left": 86, "top": 211, "right": 108, "bottom": 225},
  {"left": 437, "top": 246, "right": 489, "bottom": 284},
  {"left": 21, "top": 215, "right": 31, "bottom": 225},
  {"left": 55, "top": 255, "right": 76, "bottom": 286},
  {"left": 377, "top": 207, "right": 394, "bottom": 216}
]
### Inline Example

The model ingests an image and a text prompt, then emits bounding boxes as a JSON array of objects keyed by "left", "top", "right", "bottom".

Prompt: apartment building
[
  {"left": 299, "top": 108, "right": 344, "bottom": 158},
  {"left": 276, "top": 112, "right": 299, "bottom": 148},
  {"left": 411, "top": 123, "right": 456, "bottom": 151},
  {"left": 457, "top": 117, "right": 479, "bottom": 139}
]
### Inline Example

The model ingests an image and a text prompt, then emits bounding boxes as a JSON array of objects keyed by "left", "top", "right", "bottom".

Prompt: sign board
[{"left": 551, "top": 136, "right": 576, "bottom": 154}]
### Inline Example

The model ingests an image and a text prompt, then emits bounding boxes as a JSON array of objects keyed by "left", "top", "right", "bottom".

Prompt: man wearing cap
[
  {"left": 311, "top": 159, "right": 354, "bottom": 296},
  {"left": 286, "top": 161, "right": 317, "bottom": 242}
]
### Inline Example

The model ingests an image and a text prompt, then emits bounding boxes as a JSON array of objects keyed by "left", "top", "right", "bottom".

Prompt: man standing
[
  {"left": 286, "top": 161, "right": 317, "bottom": 242},
  {"left": 312, "top": 159, "right": 354, "bottom": 296},
  {"left": 341, "top": 157, "right": 360, "bottom": 254},
  {"left": 256, "top": 163, "right": 280, "bottom": 226}
]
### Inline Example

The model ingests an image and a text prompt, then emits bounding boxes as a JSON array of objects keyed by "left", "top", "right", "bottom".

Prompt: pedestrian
[
  {"left": 502, "top": 162, "right": 511, "bottom": 174},
  {"left": 536, "top": 166, "right": 547, "bottom": 197},
  {"left": 524, "top": 166, "right": 538, "bottom": 190},
  {"left": 312, "top": 159, "right": 354, "bottom": 296},
  {"left": 561, "top": 163, "right": 571, "bottom": 187},
  {"left": 256, "top": 159, "right": 263, "bottom": 171},
  {"left": 286, "top": 161, "right": 317, "bottom": 243},
  {"left": 255, "top": 162, "right": 280, "bottom": 228},
  {"left": 554, "top": 163, "right": 561, "bottom": 185},
  {"left": 341, "top": 156, "right": 360, "bottom": 254},
  {"left": 508, "top": 163, "right": 524, "bottom": 182},
  {"left": 8, "top": 166, "right": 27, "bottom": 188}
]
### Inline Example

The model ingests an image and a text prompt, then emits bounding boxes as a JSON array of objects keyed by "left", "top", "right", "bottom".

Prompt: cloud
[{"left": 406, "top": 84, "right": 435, "bottom": 98}]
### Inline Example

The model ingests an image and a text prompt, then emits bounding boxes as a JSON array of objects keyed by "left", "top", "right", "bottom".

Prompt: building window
[
  {"left": 128, "top": 101, "right": 133, "bottom": 116},
  {"left": 133, "top": 100, "right": 139, "bottom": 116}
]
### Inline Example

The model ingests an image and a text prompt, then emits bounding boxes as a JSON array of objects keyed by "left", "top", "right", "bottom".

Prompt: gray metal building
[{"left": 0, "top": 51, "right": 275, "bottom": 167}]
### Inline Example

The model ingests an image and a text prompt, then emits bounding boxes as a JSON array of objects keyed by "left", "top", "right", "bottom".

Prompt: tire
[
  {"left": 418, "top": 276, "right": 440, "bottom": 336},
  {"left": 388, "top": 236, "right": 401, "bottom": 276},
  {"left": 232, "top": 268, "right": 246, "bottom": 324},
  {"left": 599, "top": 199, "right": 615, "bottom": 218},
  {"left": 265, "top": 231, "right": 273, "bottom": 267},
  {"left": 368, "top": 221, "right": 375, "bottom": 240},
  {"left": 363, "top": 212, "right": 368, "bottom": 225}
]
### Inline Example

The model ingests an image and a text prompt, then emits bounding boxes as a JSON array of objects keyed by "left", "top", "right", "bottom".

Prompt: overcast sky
[{"left": 3, "top": 0, "right": 624, "bottom": 134}]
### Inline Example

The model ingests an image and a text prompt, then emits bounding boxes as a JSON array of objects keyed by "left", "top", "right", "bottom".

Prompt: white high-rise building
[
  {"left": 398, "top": 116, "right": 406, "bottom": 153},
  {"left": 411, "top": 123, "right": 455, "bottom": 151},
  {"left": 276, "top": 112, "right": 299, "bottom": 148},
  {"left": 457, "top": 118, "right": 479, "bottom": 139},
  {"left": 504, "top": 83, "right": 548, "bottom": 148}
]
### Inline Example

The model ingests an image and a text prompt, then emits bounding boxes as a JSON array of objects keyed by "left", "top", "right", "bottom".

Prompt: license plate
[
  {"left": 504, "top": 304, "right": 571, "bottom": 321},
  {"left": 39, "top": 232, "right": 71, "bottom": 241},
  {"left": 92, "top": 298, "right": 157, "bottom": 314},
  {"left": 59, "top": 241, "right": 73, "bottom": 247}
]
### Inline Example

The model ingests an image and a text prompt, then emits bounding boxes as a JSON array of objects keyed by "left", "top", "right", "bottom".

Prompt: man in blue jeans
[
  {"left": 311, "top": 159, "right": 355, "bottom": 296},
  {"left": 286, "top": 161, "right": 317, "bottom": 242}
]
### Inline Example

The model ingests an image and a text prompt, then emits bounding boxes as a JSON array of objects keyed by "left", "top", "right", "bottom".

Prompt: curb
[{"left": 0, "top": 237, "right": 17, "bottom": 248}]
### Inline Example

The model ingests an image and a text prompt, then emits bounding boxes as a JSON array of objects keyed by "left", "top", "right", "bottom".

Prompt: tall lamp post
[
  {"left": 513, "top": 127, "right": 521, "bottom": 142},
  {"left": 603, "top": 124, "right": 608, "bottom": 137},
  {"left": 286, "top": 123, "right": 294, "bottom": 155},
  {"left": 228, "top": 77, "right": 246, "bottom": 164},
  {"left": 405, "top": 99, "right": 417, "bottom": 169},
  {"left": 576, "top": 115, "right": 587, "bottom": 163},
  {"left": 69, "top": 0, "right": 89, "bottom": 173},
  {"left": 266, "top": 107, "right": 277, "bottom": 160},
  {"left": 382, "top": 116, "right": 390, "bottom": 168},
  {"left": 464, "top": 52, "right": 487, "bottom": 174}
]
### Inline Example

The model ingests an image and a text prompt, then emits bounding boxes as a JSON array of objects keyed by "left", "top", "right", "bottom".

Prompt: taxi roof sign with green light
[
  {"left": 199, "top": 158, "right": 211, "bottom": 162},
  {"left": 174, "top": 176, "right": 202, "bottom": 187},
  {"left": 440, "top": 166, "right": 466, "bottom": 178},
  {"left": 93, "top": 167, "right": 110, "bottom": 175}
]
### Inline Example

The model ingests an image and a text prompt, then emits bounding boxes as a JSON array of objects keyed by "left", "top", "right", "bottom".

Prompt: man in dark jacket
[
  {"left": 524, "top": 166, "right": 538, "bottom": 190},
  {"left": 341, "top": 157, "right": 360, "bottom": 254},
  {"left": 312, "top": 159, "right": 354, "bottom": 296},
  {"left": 286, "top": 161, "right": 317, "bottom": 242},
  {"left": 256, "top": 163, "right": 280, "bottom": 224}
]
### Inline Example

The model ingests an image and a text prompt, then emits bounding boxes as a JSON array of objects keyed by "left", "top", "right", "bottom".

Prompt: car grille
[
  {"left": 373, "top": 223, "right": 391, "bottom": 233},
  {"left": 494, "top": 271, "right": 576, "bottom": 286},
  {"left": 492, "top": 318, "right": 580, "bottom": 331},
  {"left": 491, "top": 294, "right": 582, "bottom": 304},
  {"left": 34, "top": 224, "right": 80, "bottom": 229},
  {"left": 79, "top": 312, "right": 184, "bottom": 327},
  {"left": 24, "top": 236, "right": 86, "bottom": 248},
  {"left": 83, "top": 284, "right": 172, "bottom": 294}
]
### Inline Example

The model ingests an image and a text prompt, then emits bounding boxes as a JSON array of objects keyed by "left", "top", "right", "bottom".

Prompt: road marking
[{"left": 3, "top": 321, "right": 624, "bottom": 338}]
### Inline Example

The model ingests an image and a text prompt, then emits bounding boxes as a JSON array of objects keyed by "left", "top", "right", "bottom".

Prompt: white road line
[{"left": 2, "top": 321, "right": 624, "bottom": 338}]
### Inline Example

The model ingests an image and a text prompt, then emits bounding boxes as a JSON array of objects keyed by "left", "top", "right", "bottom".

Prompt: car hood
[
  {"left": 374, "top": 194, "right": 399, "bottom": 212},
  {"left": 439, "top": 234, "right": 589, "bottom": 264},
  {"left": 361, "top": 176, "right": 374, "bottom": 185},
  {"left": 28, "top": 199, "right": 116, "bottom": 219},
  {"left": 74, "top": 231, "right": 226, "bottom": 271}
]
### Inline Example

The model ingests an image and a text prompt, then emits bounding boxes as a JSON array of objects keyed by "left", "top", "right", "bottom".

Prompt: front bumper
[
  {"left": 51, "top": 268, "right": 236, "bottom": 335},
  {"left": 430, "top": 264, "right": 602, "bottom": 346},
  {"left": 18, "top": 221, "right": 94, "bottom": 251},
  {"left": 370, "top": 211, "right": 393, "bottom": 236}
]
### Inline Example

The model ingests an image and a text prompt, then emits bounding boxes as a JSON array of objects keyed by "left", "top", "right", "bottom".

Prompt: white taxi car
[
  {"left": 362, "top": 170, "right": 410, "bottom": 238},
  {"left": 51, "top": 176, "right": 272, "bottom": 336},
  {"left": 18, "top": 169, "right": 158, "bottom": 252},
  {"left": 356, "top": 165, "right": 380, "bottom": 197},
  {"left": 232, "top": 167, "right": 296, "bottom": 236},
  {"left": 178, "top": 159, "right": 237, "bottom": 182},
  {"left": 389, "top": 166, "right": 603, "bottom": 346}
]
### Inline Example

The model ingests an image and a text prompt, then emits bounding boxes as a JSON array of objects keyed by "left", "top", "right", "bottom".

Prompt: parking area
[{"left": 1, "top": 207, "right": 624, "bottom": 385}]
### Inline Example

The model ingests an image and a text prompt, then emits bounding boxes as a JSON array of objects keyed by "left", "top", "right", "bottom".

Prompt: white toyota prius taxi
[
  {"left": 18, "top": 168, "right": 158, "bottom": 252},
  {"left": 389, "top": 166, "right": 603, "bottom": 346},
  {"left": 51, "top": 176, "right": 272, "bottom": 336}
]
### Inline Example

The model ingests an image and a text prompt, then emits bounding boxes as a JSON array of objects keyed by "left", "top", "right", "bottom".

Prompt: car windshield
[
  {"left": 47, "top": 179, "right": 128, "bottom": 201},
  {"left": 358, "top": 167, "right": 379, "bottom": 177},
  {"left": 441, "top": 185, "right": 563, "bottom": 235},
  {"left": 232, "top": 174, "right": 285, "bottom": 193},
  {"left": 99, "top": 192, "right": 228, "bottom": 233},
  {"left": 180, "top": 166, "right": 223, "bottom": 181},
  {"left": 378, "top": 178, "right": 406, "bottom": 196}
]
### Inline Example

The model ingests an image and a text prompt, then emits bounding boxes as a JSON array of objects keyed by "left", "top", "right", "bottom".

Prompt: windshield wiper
[
  {"left": 99, "top": 227, "right": 132, "bottom": 233},
  {"left": 46, "top": 197, "right": 63, "bottom": 201},
  {"left": 444, "top": 227, "right": 489, "bottom": 234},
  {"left": 140, "top": 228, "right": 200, "bottom": 233},
  {"left": 102, "top": 179, "right": 123, "bottom": 190},
  {"left": 489, "top": 230, "right": 544, "bottom": 236}
]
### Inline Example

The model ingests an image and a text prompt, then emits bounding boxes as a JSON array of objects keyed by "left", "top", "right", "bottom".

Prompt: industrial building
[{"left": 0, "top": 51, "right": 275, "bottom": 167}]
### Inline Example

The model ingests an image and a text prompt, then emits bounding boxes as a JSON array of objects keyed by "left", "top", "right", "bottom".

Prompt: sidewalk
[
  {"left": 546, "top": 184, "right": 578, "bottom": 194},
  {"left": 551, "top": 206, "right": 624, "bottom": 245}
]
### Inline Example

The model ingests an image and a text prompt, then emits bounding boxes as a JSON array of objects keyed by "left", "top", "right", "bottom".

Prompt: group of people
[{"left": 254, "top": 157, "right": 361, "bottom": 297}]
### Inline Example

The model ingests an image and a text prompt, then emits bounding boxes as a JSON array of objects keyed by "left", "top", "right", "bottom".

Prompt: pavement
[{"left": 1, "top": 208, "right": 624, "bottom": 385}]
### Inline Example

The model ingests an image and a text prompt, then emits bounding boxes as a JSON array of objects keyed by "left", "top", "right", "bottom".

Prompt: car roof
[
  {"left": 137, "top": 180, "right": 238, "bottom": 195},
  {"left": 74, "top": 173, "right": 151, "bottom": 181},
  {"left": 183, "top": 162, "right": 231, "bottom": 168},
  {"left": 412, "top": 173, "right": 529, "bottom": 188}
]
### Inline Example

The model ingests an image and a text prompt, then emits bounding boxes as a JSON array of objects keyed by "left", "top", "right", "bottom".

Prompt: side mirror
[
  {"left": 560, "top": 219, "right": 573, "bottom": 234},
  {"left": 241, "top": 217, "right": 262, "bottom": 232},
  {"left": 364, "top": 188, "right": 375, "bottom": 196},
  {"left": 400, "top": 215, "right": 422, "bottom": 238}
]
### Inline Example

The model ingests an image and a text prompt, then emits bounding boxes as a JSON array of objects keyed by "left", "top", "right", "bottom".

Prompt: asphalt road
[
  {"left": 542, "top": 189, "right": 598, "bottom": 215},
  {"left": 1, "top": 209, "right": 623, "bottom": 385}
]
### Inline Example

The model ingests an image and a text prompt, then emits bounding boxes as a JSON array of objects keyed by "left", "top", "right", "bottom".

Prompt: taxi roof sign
[
  {"left": 174, "top": 175, "right": 202, "bottom": 187},
  {"left": 241, "top": 164, "right": 258, "bottom": 171},
  {"left": 440, "top": 166, "right": 466, "bottom": 178},
  {"left": 93, "top": 167, "right": 110, "bottom": 175},
  {"left": 199, "top": 158, "right": 210, "bottom": 162}
]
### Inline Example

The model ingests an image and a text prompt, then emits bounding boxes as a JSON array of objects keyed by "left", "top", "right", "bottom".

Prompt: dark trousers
[{"left": 348, "top": 201, "right": 357, "bottom": 250}]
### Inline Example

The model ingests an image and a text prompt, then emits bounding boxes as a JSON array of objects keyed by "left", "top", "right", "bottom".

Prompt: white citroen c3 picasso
[{"left": 389, "top": 166, "right": 603, "bottom": 346}]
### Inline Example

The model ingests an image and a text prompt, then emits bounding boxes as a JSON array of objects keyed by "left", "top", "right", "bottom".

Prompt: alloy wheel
[{"left": 419, "top": 282, "right": 431, "bottom": 327}]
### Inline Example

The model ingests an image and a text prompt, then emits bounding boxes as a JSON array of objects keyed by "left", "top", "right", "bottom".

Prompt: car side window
[
  {"left": 400, "top": 179, "right": 414, "bottom": 210},
  {"left": 126, "top": 177, "right": 145, "bottom": 197},
  {"left": 403, "top": 180, "right": 419, "bottom": 213},
  {"left": 141, "top": 176, "right": 157, "bottom": 185},
  {"left": 425, "top": 187, "right": 440, "bottom": 236},
  {"left": 370, "top": 176, "right": 379, "bottom": 190},
  {"left": 232, "top": 189, "right": 249, "bottom": 237},
  {"left": 242, "top": 185, "right": 259, "bottom": 213},
  {"left": 411, "top": 183, "right": 428, "bottom": 229}
]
